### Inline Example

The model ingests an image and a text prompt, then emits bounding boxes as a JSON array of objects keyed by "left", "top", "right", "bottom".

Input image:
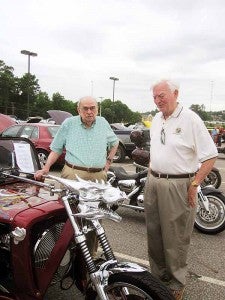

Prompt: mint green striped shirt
[{"left": 50, "top": 116, "right": 118, "bottom": 168}]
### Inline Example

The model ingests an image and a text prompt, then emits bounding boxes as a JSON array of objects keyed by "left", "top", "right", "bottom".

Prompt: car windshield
[
  {"left": 47, "top": 126, "right": 59, "bottom": 138},
  {"left": 1, "top": 125, "right": 21, "bottom": 137}
]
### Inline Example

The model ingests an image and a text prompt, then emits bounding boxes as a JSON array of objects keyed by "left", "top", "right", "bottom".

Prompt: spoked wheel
[
  {"left": 87, "top": 271, "right": 174, "bottom": 300},
  {"left": 37, "top": 150, "right": 49, "bottom": 168},
  {"left": 195, "top": 193, "right": 225, "bottom": 234},
  {"left": 201, "top": 170, "right": 222, "bottom": 189}
]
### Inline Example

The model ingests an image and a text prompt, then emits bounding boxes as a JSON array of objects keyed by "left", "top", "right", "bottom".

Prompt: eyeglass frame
[{"left": 161, "top": 127, "right": 165, "bottom": 145}]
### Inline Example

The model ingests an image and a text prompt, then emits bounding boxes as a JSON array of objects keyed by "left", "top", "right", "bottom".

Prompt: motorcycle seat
[{"left": 109, "top": 166, "right": 146, "bottom": 180}]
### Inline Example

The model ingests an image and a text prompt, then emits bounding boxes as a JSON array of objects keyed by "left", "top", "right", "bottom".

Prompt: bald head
[
  {"left": 77, "top": 96, "right": 99, "bottom": 127},
  {"left": 77, "top": 96, "right": 98, "bottom": 109}
]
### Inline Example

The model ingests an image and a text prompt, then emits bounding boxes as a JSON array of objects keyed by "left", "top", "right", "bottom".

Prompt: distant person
[
  {"left": 144, "top": 79, "right": 218, "bottom": 300},
  {"left": 211, "top": 127, "right": 218, "bottom": 144},
  {"left": 35, "top": 96, "right": 119, "bottom": 254},
  {"left": 217, "top": 127, "right": 223, "bottom": 147}
]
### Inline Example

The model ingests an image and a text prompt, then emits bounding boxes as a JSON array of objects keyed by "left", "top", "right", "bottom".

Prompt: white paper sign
[{"left": 13, "top": 143, "right": 35, "bottom": 173}]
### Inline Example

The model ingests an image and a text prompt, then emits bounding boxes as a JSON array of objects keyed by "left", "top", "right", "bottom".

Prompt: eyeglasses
[
  {"left": 80, "top": 106, "right": 97, "bottom": 112},
  {"left": 153, "top": 93, "right": 166, "bottom": 101},
  {"left": 161, "top": 128, "right": 165, "bottom": 145}
]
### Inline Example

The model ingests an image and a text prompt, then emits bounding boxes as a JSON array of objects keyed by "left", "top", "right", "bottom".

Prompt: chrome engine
[{"left": 118, "top": 180, "right": 136, "bottom": 193}]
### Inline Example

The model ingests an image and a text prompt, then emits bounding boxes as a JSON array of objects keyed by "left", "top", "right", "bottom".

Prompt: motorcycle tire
[
  {"left": 201, "top": 170, "right": 222, "bottom": 189},
  {"left": 86, "top": 271, "right": 174, "bottom": 300},
  {"left": 195, "top": 192, "right": 225, "bottom": 234}
]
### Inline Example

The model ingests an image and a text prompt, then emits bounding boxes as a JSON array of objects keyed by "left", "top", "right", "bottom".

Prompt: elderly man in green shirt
[
  {"left": 35, "top": 96, "right": 118, "bottom": 180},
  {"left": 35, "top": 96, "right": 119, "bottom": 254}
]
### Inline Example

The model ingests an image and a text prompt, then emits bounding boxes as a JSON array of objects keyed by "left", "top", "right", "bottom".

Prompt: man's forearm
[
  {"left": 107, "top": 143, "right": 119, "bottom": 160},
  {"left": 194, "top": 157, "right": 217, "bottom": 185},
  {"left": 43, "top": 151, "right": 60, "bottom": 172}
]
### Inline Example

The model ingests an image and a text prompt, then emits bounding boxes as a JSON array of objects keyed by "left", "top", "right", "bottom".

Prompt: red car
[{"left": 0, "top": 123, "right": 64, "bottom": 167}]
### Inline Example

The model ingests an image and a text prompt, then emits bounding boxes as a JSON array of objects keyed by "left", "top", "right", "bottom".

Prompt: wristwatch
[{"left": 191, "top": 180, "right": 199, "bottom": 187}]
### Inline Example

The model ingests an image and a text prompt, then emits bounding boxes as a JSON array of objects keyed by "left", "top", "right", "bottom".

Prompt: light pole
[
  {"left": 210, "top": 80, "right": 214, "bottom": 112},
  {"left": 21, "top": 50, "right": 38, "bottom": 118},
  {"left": 109, "top": 77, "right": 119, "bottom": 123},
  {"left": 99, "top": 96, "right": 104, "bottom": 116},
  {"left": 109, "top": 76, "right": 119, "bottom": 102}
]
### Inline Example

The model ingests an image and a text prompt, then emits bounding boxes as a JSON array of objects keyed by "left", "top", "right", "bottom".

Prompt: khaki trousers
[
  {"left": 144, "top": 174, "right": 196, "bottom": 289},
  {"left": 61, "top": 164, "right": 107, "bottom": 256}
]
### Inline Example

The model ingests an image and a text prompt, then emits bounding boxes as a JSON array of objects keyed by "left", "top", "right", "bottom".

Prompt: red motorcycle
[{"left": 0, "top": 137, "right": 174, "bottom": 300}]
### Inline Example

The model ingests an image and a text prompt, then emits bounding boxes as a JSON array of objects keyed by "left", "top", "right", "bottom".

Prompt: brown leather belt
[
  {"left": 151, "top": 170, "right": 195, "bottom": 179},
  {"left": 65, "top": 161, "right": 104, "bottom": 173}
]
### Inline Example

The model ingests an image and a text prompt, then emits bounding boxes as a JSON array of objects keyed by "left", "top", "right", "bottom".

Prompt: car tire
[
  {"left": 113, "top": 144, "right": 126, "bottom": 163},
  {"left": 37, "top": 149, "right": 49, "bottom": 168}
]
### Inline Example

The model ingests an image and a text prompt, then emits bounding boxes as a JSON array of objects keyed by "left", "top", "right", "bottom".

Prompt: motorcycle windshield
[{"left": 0, "top": 137, "right": 41, "bottom": 173}]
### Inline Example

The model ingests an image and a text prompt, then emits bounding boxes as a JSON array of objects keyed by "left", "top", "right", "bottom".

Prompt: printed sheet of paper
[{"left": 13, "top": 143, "right": 35, "bottom": 173}]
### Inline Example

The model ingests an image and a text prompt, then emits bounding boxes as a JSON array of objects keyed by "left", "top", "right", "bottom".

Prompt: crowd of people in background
[{"left": 209, "top": 126, "right": 224, "bottom": 147}]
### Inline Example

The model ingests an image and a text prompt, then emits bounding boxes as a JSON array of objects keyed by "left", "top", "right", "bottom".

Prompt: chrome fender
[{"left": 108, "top": 261, "right": 147, "bottom": 274}]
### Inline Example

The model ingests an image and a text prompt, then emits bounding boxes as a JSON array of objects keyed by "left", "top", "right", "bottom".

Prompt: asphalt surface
[{"left": 45, "top": 151, "right": 225, "bottom": 299}]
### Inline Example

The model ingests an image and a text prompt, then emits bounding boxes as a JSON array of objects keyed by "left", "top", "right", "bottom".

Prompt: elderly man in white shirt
[{"left": 144, "top": 79, "right": 218, "bottom": 300}]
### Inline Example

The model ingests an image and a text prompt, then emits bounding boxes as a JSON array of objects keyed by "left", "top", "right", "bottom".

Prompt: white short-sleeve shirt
[{"left": 150, "top": 104, "right": 218, "bottom": 174}]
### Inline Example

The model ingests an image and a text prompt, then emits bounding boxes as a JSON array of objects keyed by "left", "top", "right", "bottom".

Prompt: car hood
[
  {"left": 47, "top": 110, "right": 73, "bottom": 125},
  {"left": 0, "top": 113, "right": 16, "bottom": 132}
]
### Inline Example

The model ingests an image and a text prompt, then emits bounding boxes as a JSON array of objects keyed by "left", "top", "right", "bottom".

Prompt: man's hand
[
  {"left": 34, "top": 168, "right": 49, "bottom": 181},
  {"left": 188, "top": 185, "right": 198, "bottom": 207}
]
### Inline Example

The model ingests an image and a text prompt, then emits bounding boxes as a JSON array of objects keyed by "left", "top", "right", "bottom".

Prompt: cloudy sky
[{"left": 1, "top": 0, "right": 225, "bottom": 113}]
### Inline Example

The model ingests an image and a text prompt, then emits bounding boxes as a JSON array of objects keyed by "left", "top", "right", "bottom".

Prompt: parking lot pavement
[{"left": 47, "top": 155, "right": 225, "bottom": 299}]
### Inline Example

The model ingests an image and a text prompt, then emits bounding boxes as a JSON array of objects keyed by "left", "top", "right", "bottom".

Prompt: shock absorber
[
  {"left": 93, "top": 220, "right": 116, "bottom": 261},
  {"left": 78, "top": 239, "right": 97, "bottom": 274}
]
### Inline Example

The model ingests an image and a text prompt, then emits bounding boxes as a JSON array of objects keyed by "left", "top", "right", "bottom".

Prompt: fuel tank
[{"left": 0, "top": 181, "right": 63, "bottom": 228}]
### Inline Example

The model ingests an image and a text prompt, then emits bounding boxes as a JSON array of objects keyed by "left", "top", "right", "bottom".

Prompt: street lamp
[
  {"left": 21, "top": 50, "right": 38, "bottom": 118},
  {"left": 99, "top": 96, "right": 104, "bottom": 116},
  {"left": 109, "top": 77, "right": 119, "bottom": 102}
]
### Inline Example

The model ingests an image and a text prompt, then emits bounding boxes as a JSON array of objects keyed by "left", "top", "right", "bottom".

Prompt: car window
[
  {"left": 31, "top": 126, "right": 38, "bottom": 139},
  {"left": 2, "top": 126, "right": 21, "bottom": 137},
  {"left": 20, "top": 126, "right": 35, "bottom": 138},
  {"left": 47, "top": 126, "right": 59, "bottom": 138}
]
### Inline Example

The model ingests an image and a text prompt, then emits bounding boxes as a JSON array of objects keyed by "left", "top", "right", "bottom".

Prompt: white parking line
[
  {"left": 112, "top": 251, "right": 225, "bottom": 288},
  {"left": 199, "top": 276, "right": 225, "bottom": 287}
]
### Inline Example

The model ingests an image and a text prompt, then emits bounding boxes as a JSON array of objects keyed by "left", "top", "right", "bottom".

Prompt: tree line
[
  {"left": 0, "top": 59, "right": 142, "bottom": 124},
  {"left": 0, "top": 59, "right": 224, "bottom": 124}
]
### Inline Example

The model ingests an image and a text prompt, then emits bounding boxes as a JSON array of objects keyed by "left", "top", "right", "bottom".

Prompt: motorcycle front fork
[
  {"left": 63, "top": 197, "right": 114, "bottom": 299},
  {"left": 198, "top": 189, "right": 210, "bottom": 213},
  {"left": 78, "top": 220, "right": 117, "bottom": 300}
]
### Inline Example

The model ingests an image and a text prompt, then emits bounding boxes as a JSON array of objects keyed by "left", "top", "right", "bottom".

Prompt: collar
[
  {"left": 79, "top": 116, "right": 96, "bottom": 128},
  {"left": 160, "top": 103, "right": 183, "bottom": 120}
]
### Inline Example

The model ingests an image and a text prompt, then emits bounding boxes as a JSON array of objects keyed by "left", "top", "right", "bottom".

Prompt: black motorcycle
[
  {"left": 130, "top": 129, "right": 222, "bottom": 189},
  {"left": 108, "top": 164, "right": 225, "bottom": 234}
]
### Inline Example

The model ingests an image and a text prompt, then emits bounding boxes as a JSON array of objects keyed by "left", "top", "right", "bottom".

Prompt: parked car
[
  {"left": 0, "top": 123, "right": 64, "bottom": 167},
  {"left": 0, "top": 113, "right": 16, "bottom": 132},
  {"left": 110, "top": 123, "right": 136, "bottom": 162}
]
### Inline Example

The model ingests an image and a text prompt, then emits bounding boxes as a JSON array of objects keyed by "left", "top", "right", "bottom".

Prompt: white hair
[{"left": 151, "top": 79, "right": 180, "bottom": 92}]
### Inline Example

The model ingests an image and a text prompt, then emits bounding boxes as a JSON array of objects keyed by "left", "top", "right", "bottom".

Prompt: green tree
[
  {"left": 189, "top": 104, "right": 211, "bottom": 121},
  {"left": 33, "top": 92, "right": 52, "bottom": 117},
  {"left": 52, "top": 92, "right": 66, "bottom": 110},
  {"left": 16, "top": 73, "right": 40, "bottom": 119},
  {"left": 0, "top": 60, "right": 16, "bottom": 114},
  {"left": 61, "top": 99, "right": 77, "bottom": 115},
  {"left": 100, "top": 99, "right": 142, "bottom": 124}
]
